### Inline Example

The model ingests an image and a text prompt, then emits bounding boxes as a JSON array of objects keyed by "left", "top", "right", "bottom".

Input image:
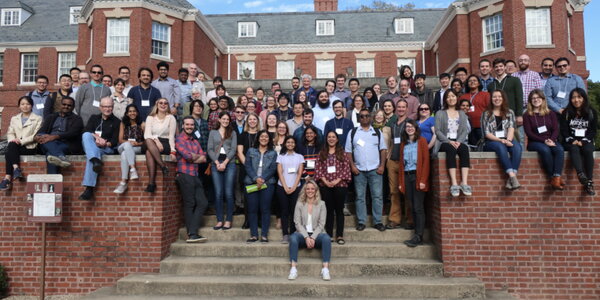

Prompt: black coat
[{"left": 36, "top": 112, "right": 84, "bottom": 154}]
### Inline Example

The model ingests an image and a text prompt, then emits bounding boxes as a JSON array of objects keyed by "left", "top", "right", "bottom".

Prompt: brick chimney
[{"left": 314, "top": 0, "right": 338, "bottom": 11}]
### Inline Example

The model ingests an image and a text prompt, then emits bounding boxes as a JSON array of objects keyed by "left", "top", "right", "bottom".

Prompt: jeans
[
  {"left": 564, "top": 142, "right": 595, "bottom": 180},
  {"left": 517, "top": 125, "right": 525, "bottom": 150},
  {"left": 527, "top": 141, "right": 564, "bottom": 177},
  {"left": 288, "top": 232, "right": 331, "bottom": 263},
  {"left": 211, "top": 162, "right": 236, "bottom": 222},
  {"left": 320, "top": 186, "right": 346, "bottom": 238},
  {"left": 405, "top": 173, "right": 425, "bottom": 237},
  {"left": 118, "top": 142, "right": 142, "bottom": 180},
  {"left": 176, "top": 173, "right": 208, "bottom": 237},
  {"left": 354, "top": 169, "right": 383, "bottom": 225},
  {"left": 40, "top": 140, "right": 69, "bottom": 174},
  {"left": 484, "top": 140, "right": 522, "bottom": 174},
  {"left": 276, "top": 185, "right": 300, "bottom": 236},
  {"left": 247, "top": 184, "right": 275, "bottom": 238},
  {"left": 82, "top": 132, "right": 114, "bottom": 187}
]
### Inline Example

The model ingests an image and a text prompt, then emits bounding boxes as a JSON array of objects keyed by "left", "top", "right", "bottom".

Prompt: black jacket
[
  {"left": 84, "top": 114, "right": 121, "bottom": 148},
  {"left": 36, "top": 112, "right": 84, "bottom": 154}
]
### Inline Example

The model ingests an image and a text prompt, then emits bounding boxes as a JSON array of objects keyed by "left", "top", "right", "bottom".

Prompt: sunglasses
[
  {"left": 418, "top": 107, "right": 430, "bottom": 111},
  {"left": 556, "top": 64, "right": 568, "bottom": 68},
  {"left": 91, "top": 71, "right": 103, "bottom": 75}
]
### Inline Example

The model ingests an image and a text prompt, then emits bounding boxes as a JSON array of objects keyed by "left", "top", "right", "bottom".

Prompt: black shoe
[
  {"left": 374, "top": 223, "right": 386, "bottom": 232},
  {"left": 585, "top": 180, "right": 595, "bottom": 196},
  {"left": 356, "top": 224, "right": 366, "bottom": 231},
  {"left": 186, "top": 235, "right": 207, "bottom": 243},
  {"left": 79, "top": 186, "right": 94, "bottom": 201},
  {"left": 145, "top": 183, "right": 156, "bottom": 193},
  {"left": 233, "top": 207, "right": 244, "bottom": 215},
  {"left": 260, "top": 237, "right": 269, "bottom": 243},
  {"left": 404, "top": 235, "right": 423, "bottom": 247},
  {"left": 13, "top": 168, "right": 24, "bottom": 181},
  {"left": 385, "top": 222, "right": 402, "bottom": 230},
  {"left": 404, "top": 224, "right": 415, "bottom": 230},
  {"left": 246, "top": 237, "right": 258, "bottom": 243},
  {"left": 577, "top": 172, "right": 588, "bottom": 185},
  {"left": 90, "top": 158, "right": 103, "bottom": 174},
  {"left": 161, "top": 165, "right": 169, "bottom": 176},
  {"left": 242, "top": 219, "right": 249, "bottom": 229}
]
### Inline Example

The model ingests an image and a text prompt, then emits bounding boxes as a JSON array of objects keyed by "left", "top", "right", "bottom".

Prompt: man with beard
[
  {"left": 324, "top": 100, "right": 353, "bottom": 146},
  {"left": 394, "top": 79, "right": 419, "bottom": 120},
  {"left": 152, "top": 61, "right": 181, "bottom": 115},
  {"left": 293, "top": 108, "right": 324, "bottom": 144},
  {"left": 512, "top": 54, "right": 543, "bottom": 109},
  {"left": 128, "top": 67, "right": 162, "bottom": 121},
  {"left": 289, "top": 76, "right": 301, "bottom": 103},
  {"left": 539, "top": 58, "right": 555, "bottom": 86},
  {"left": 312, "top": 90, "right": 336, "bottom": 132},
  {"left": 411, "top": 74, "right": 434, "bottom": 108}
]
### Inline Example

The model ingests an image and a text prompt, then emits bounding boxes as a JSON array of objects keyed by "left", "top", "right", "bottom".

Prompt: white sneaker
[
  {"left": 288, "top": 268, "right": 298, "bottom": 280},
  {"left": 129, "top": 168, "right": 139, "bottom": 180},
  {"left": 113, "top": 182, "right": 128, "bottom": 194},
  {"left": 321, "top": 268, "right": 331, "bottom": 281}
]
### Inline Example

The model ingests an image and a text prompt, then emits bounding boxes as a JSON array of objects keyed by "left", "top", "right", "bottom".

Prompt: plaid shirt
[
  {"left": 176, "top": 132, "right": 205, "bottom": 176},
  {"left": 513, "top": 70, "right": 543, "bottom": 108}
]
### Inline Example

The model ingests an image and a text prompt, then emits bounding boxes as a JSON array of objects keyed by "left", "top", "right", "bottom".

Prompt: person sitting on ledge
[
  {"left": 79, "top": 96, "right": 120, "bottom": 201},
  {"left": 35, "top": 96, "right": 83, "bottom": 174},
  {"left": 113, "top": 104, "right": 145, "bottom": 194}
]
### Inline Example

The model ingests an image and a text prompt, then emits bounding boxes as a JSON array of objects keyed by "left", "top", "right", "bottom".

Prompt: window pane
[
  {"left": 58, "top": 53, "right": 76, "bottom": 79},
  {"left": 151, "top": 22, "right": 170, "bottom": 57},
  {"left": 316, "top": 60, "right": 334, "bottom": 78},
  {"left": 526, "top": 8, "right": 551, "bottom": 45},
  {"left": 106, "top": 19, "right": 130, "bottom": 53},
  {"left": 357, "top": 59, "right": 374, "bottom": 78},
  {"left": 484, "top": 14, "right": 503, "bottom": 51},
  {"left": 316, "top": 20, "right": 334, "bottom": 35},
  {"left": 277, "top": 61, "right": 294, "bottom": 79},
  {"left": 21, "top": 54, "right": 38, "bottom": 83},
  {"left": 238, "top": 22, "right": 256, "bottom": 37}
]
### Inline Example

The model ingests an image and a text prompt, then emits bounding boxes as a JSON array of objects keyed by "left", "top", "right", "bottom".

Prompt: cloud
[
  {"left": 424, "top": 1, "right": 451, "bottom": 8},
  {"left": 244, "top": 1, "right": 264, "bottom": 8},
  {"left": 262, "top": 3, "right": 313, "bottom": 12}
]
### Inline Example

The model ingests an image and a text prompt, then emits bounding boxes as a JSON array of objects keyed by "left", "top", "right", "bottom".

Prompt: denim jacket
[{"left": 244, "top": 148, "right": 278, "bottom": 185}]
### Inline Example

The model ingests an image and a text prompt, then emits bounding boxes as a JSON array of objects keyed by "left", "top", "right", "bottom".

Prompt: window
[
  {"left": 151, "top": 22, "right": 171, "bottom": 58},
  {"left": 276, "top": 61, "right": 294, "bottom": 79},
  {"left": 316, "top": 60, "right": 334, "bottom": 78},
  {"left": 0, "top": 54, "right": 4, "bottom": 83},
  {"left": 567, "top": 15, "right": 572, "bottom": 49},
  {"left": 1, "top": 9, "right": 20, "bottom": 26},
  {"left": 394, "top": 18, "right": 414, "bottom": 34},
  {"left": 70, "top": 6, "right": 82, "bottom": 25},
  {"left": 106, "top": 18, "right": 129, "bottom": 53},
  {"left": 316, "top": 20, "right": 334, "bottom": 36},
  {"left": 238, "top": 22, "right": 257, "bottom": 37},
  {"left": 483, "top": 14, "right": 503, "bottom": 52},
  {"left": 356, "top": 59, "right": 374, "bottom": 78},
  {"left": 238, "top": 61, "right": 255, "bottom": 79},
  {"left": 526, "top": 8, "right": 551, "bottom": 45},
  {"left": 397, "top": 58, "right": 416, "bottom": 75},
  {"left": 21, "top": 53, "right": 38, "bottom": 84},
  {"left": 58, "top": 53, "right": 76, "bottom": 79}
]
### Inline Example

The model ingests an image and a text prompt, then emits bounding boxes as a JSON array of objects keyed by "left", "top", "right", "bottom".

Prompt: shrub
[{"left": 0, "top": 264, "right": 7, "bottom": 298}]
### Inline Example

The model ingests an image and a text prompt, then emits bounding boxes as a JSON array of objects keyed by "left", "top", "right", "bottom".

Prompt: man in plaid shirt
[
  {"left": 513, "top": 54, "right": 543, "bottom": 109},
  {"left": 176, "top": 116, "right": 208, "bottom": 243}
]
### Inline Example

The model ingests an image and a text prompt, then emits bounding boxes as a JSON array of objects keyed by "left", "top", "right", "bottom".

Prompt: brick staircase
[{"left": 84, "top": 215, "right": 515, "bottom": 299}]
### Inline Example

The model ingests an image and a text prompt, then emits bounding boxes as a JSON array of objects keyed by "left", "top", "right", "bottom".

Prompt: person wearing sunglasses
[
  {"left": 544, "top": 57, "right": 586, "bottom": 115},
  {"left": 75, "top": 64, "right": 112, "bottom": 126}
]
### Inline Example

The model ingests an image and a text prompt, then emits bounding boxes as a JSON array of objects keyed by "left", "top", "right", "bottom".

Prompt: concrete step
[
  {"left": 169, "top": 241, "right": 437, "bottom": 259},
  {"left": 200, "top": 214, "right": 396, "bottom": 228},
  {"left": 159, "top": 256, "right": 443, "bottom": 277},
  {"left": 115, "top": 274, "right": 486, "bottom": 299}
]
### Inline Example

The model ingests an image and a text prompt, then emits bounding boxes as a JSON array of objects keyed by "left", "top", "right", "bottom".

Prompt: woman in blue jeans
[
  {"left": 481, "top": 90, "right": 522, "bottom": 190},
  {"left": 208, "top": 111, "right": 237, "bottom": 230},
  {"left": 288, "top": 180, "right": 331, "bottom": 281},
  {"left": 523, "top": 89, "right": 564, "bottom": 190},
  {"left": 244, "top": 130, "right": 277, "bottom": 243}
]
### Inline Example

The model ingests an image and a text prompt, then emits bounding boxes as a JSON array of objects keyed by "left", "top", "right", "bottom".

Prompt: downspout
[
  {"left": 227, "top": 46, "right": 231, "bottom": 81},
  {"left": 421, "top": 42, "right": 426, "bottom": 74}
]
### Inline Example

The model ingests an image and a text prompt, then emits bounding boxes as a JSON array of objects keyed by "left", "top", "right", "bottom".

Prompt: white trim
[
  {"left": 394, "top": 18, "right": 414, "bottom": 34},
  {"left": 0, "top": 41, "right": 78, "bottom": 53},
  {"left": 150, "top": 54, "right": 173, "bottom": 63},
  {"left": 227, "top": 41, "right": 426, "bottom": 54},
  {"left": 238, "top": 22, "right": 257, "bottom": 38},
  {"left": 316, "top": 19, "right": 335, "bottom": 36},
  {"left": 57, "top": 52, "right": 76, "bottom": 80},
  {"left": 1, "top": 8, "right": 21, "bottom": 26},
  {"left": 479, "top": 46, "right": 505, "bottom": 57},
  {"left": 444, "top": 58, "right": 471, "bottom": 73},
  {"left": 151, "top": 21, "right": 171, "bottom": 59},
  {"left": 20, "top": 53, "right": 38, "bottom": 85},
  {"left": 70, "top": 6, "right": 82, "bottom": 25},
  {"left": 106, "top": 18, "right": 130, "bottom": 54}
]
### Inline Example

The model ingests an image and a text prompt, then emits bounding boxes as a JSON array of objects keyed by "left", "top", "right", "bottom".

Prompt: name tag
[
  {"left": 335, "top": 128, "right": 343, "bottom": 135},
  {"left": 128, "top": 138, "right": 136, "bottom": 142},
  {"left": 469, "top": 105, "right": 475, "bottom": 112},
  {"left": 557, "top": 91, "right": 567, "bottom": 99},
  {"left": 94, "top": 130, "right": 102, "bottom": 136},
  {"left": 327, "top": 166, "right": 336, "bottom": 173},
  {"left": 394, "top": 137, "right": 401, "bottom": 144},
  {"left": 306, "top": 160, "right": 315, "bottom": 169},
  {"left": 357, "top": 139, "right": 365, "bottom": 147},
  {"left": 36, "top": 103, "right": 44, "bottom": 110},
  {"left": 287, "top": 167, "right": 296, "bottom": 174},
  {"left": 537, "top": 126, "right": 547, "bottom": 133},
  {"left": 575, "top": 128, "right": 586, "bottom": 137},
  {"left": 448, "top": 132, "right": 457, "bottom": 140},
  {"left": 93, "top": 100, "right": 100, "bottom": 107},
  {"left": 194, "top": 131, "right": 201, "bottom": 139},
  {"left": 141, "top": 100, "right": 150, "bottom": 107},
  {"left": 219, "top": 147, "right": 226, "bottom": 154},
  {"left": 495, "top": 130, "right": 506, "bottom": 138},
  {"left": 259, "top": 160, "right": 263, "bottom": 167}
]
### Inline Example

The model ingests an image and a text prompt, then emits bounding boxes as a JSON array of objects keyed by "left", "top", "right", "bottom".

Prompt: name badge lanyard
[
  {"left": 96, "top": 119, "right": 104, "bottom": 136},
  {"left": 138, "top": 87, "right": 153, "bottom": 104},
  {"left": 333, "top": 117, "right": 345, "bottom": 131},
  {"left": 559, "top": 77, "right": 570, "bottom": 97},
  {"left": 470, "top": 92, "right": 479, "bottom": 104},
  {"left": 494, "top": 78, "right": 507, "bottom": 91},
  {"left": 91, "top": 85, "right": 105, "bottom": 104},
  {"left": 533, "top": 114, "right": 547, "bottom": 132}
]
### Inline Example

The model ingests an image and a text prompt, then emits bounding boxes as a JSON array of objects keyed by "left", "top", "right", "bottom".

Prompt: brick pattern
[{"left": 430, "top": 153, "right": 600, "bottom": 300}]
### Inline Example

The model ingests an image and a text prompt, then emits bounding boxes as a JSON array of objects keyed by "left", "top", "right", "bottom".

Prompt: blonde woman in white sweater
[{"left": 144, "top": 98, "right": 177, "bottom": 193}]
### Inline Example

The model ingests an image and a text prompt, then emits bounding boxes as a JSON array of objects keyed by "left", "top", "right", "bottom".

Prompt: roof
[{"left": 204, "top": 9, "right": 446, "bottom": 46}]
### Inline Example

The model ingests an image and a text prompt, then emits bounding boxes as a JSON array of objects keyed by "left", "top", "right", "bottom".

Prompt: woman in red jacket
[
  {"left": 397, "top": 119, "right": 430, "bottom": 247},
  {"left": 460, "top": 74, "right": 490, "bottom": 147}
]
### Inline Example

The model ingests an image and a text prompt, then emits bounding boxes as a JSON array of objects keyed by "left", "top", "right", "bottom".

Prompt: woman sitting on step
[{"left": 287, "top": 180, "right": 331, "bottom": 281}]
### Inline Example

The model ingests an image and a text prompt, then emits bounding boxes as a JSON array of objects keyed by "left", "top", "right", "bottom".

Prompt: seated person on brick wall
[
  {"left": 481, "top": 90, "right": 523, "bottom": 191},
  {"left": 144, "top": 98, "right": 177, "bottom": 193},
  {"left": 34, "top": 96, "right": 83, "bottom": 174},
  {"left": 79, "top": 96, "right": 121, "bottom": 201},
  {"left": 0, "top": 96, "right": 43, "bottom": 191},
  {"left": 560, "top": 88, "right": 597, "bottom": 196},
  {"left": 113, "top": 104, "right": 145, "bottom": 194},
  {"left": 433, "top": 89, "right": 472, "bottom": 198},
  {"left": 287, "top": 180, "right": 331, "bottom": 281},
  {"left": 523, "top": 89, "right": 564, "bottom": 191},
  {"left": 460, "top": 74, "right": 490, "bottom": 147}
]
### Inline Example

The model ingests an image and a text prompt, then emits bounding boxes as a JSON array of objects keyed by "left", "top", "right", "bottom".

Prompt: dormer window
[
  {"left": 316, "top": 20, "right": 334, "bottom": 36},
  {"left": 1, "top": 9, "right": 21, "bottom": 26},
  {"left": 238, "top": 22, "right": 257, "bottom": 38},
  {"left": 394, "top": 18, "right": 414, "bottom": 34},
  {"left": 70, "top": 6, "right": 82, "bottom": 25}
]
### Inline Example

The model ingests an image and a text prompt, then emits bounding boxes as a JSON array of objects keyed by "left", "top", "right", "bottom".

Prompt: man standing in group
[
  {"left": 286, "top": 102, "right": 305, "bottom": 135},
  {"left": 177, "top": 68, "right": 192, "bottom": 118},
  {"left": 128, "top": 67, "right": 162, "bottom": 121},
  {"left": 44, "top": 74, "right": 73, "bottom": 116},
  {"left": 544, "top": 57, "right": 586, "bottom": 114},
  {"left": 539, "top": 57, "right": 555, "bottom": 86},
  {"left": 110, "top": 66, "right": 132, "bottom": 96},
  {"left": 272, "top": 94, "right": 293, "bottom": 122},
  {"left": 27, "top": 75, "right": 51, "bottom": 117},
  {"left": 312, "top": 89, "right": 336, "bottom": 132},
  {"left": 294, "top": 74, "right": 317, "bottom": 107},
  {"left": 395, "top": 79, "right": 419, "bottom": 120},
  {"left": 379, "top": 76, "right": 401, "bottom": 105},
  {"left": 433, "top": 73, "right": 451, "bottom": 113},
  {"left": 333, "top": 74, "right": 351, "bottom": 105},
  {"left": 75, "top": 64, "right": 112, "bottom": 125},
  {"left": 324, "top": 100, "right": 354, "bottom": 146},
  {"left": 345, "top": 109, "right": 387, "bottom": 232},
  {"left": 513, "top": 54, "right": 543, "bottom": 110},
  {"left": 479, "top": 59, "right": 493, "bottom": 92},
  {"left": 289, "top": 76, "right": 301, "bottom": 103},
  {"left": 454, "top": 67, "right": 468, "bottom": 86},
  {"left": 293, "top": 108, "right": 324, "bottom": 144},
  {"left": 70, "top": 67, "right": 81, "bottom": 93},
  {"left": 206, "top": 76, "right": 227, "bottom": 101},
  {"left": 487, "top": 58, "right": 524, "bottom": 147},
  {"left": 411, "top": 74, "right": 434, "bottom": 108},
  {"left": 188, "top": 63, "right": 206, "bottom": 101},
  {"left": 152, "top": 61, "right": 181, "bottom": 115}
]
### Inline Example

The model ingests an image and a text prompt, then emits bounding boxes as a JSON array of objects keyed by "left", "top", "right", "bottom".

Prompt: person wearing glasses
[
  {"left": 79, "top": 96, "right": 121, "bottom": 200},
  {"left": 75, "top": 64, "right": 112, "bottom": 126},
  {"left": 459, "top": 74, "right": 490, "bottom": 147},
  {"left": 144, "top": 98, "right": 177, "bottom": 193},
  {"left": 233, "top": 105, "right": 246, "bottom": 135},
  {"left": 544, "top": 57, "right": 586, "bottom": 115},
  {"left": 416, "top": 103, "right": 436, "bottom": 150}
]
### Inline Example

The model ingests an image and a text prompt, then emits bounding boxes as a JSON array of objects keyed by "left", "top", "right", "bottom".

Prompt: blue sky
[{"left": 191, "top": 0, "right": 599, "bottom": 82}]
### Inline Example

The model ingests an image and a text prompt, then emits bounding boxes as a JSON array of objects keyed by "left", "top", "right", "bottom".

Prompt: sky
[{"left": 191, "top": 0, "right": 599, "bottom": 82}]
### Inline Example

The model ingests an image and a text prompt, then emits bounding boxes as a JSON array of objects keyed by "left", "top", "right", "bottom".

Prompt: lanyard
[
  {"left": 96, "top": 119, "right": 104, "bottom": 133},
  {"left": 333, "top": 117, "right": 345, "bottom": 129},
  {"left": 533, "top": 113, "right": 547, "bottom": 129},
  {"left": 494, "top": 77, "right": 507, "bottom": 91},
  {"left": 91, "top": 85, "right": 105, "bottom": 102},
  {"left": 470, "top": 92, "right": 479, "bottom": 103},
  {"left": 560, "top": 77, "right": 570, "bottom": 93},
  {"left": 138, "top": 86, "right": 153, "bottom": 101}
]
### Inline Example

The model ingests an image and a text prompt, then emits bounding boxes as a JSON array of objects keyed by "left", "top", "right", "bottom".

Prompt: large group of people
[{"left": 1, "top": 55, "right": 595, "bottom": 280}]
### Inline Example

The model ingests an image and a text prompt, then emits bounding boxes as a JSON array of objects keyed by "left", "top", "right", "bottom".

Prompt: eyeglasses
[
  {"left": 418, "top": 107, "right": 430, "bottom": 111},
  {"left": 556, "top": 64, "right": 568, "bottom": 68},
  {"left": 158, "top": 102, "right": 169, "bottom": 105},
  {"left": 100, "top": 105, "right": 113, "bottom": 108},
  {"left": 359, "top": 114, "right": 370, "bottom": 118},
  {"left": 235, "top": 111, "right": 245, "bottom": 114},
  {"left": 91, "top": 71, "right": 103, "bottom": 75}
]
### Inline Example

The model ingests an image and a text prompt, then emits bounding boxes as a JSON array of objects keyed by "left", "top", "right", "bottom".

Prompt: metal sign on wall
[{"left": 26, "top": 174, "right": 63, "bottom": 223}]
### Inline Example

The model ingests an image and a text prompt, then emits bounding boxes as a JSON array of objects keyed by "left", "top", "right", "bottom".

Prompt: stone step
[
  {"left": 169, "top": 241, "right": 437, "bottom": 259},
  {"left": 200, "top": 214, "right": 397, "bottom": 228},
  {"left": 116, "top": 274, "right": 485, "bottom": 298},
  {"left": 159, "top": 256, "right": 443, "bottom": 277}
]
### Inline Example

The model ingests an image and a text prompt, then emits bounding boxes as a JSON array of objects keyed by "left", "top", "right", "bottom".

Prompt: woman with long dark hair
[
  {"left": 363, "top": 87, "right": 379, "bottom": 112},
  {"left": 296, "top": 125, "right": 322, "bottom": 180},
  {"left": 459, "top": 74, "right": 490, "bottom": 146},
  {"left": 114, "top": 104, "right": 145, "bottom": 194},
  {"left": 275, "top": 136, "right": 304, "bottom": 243}
]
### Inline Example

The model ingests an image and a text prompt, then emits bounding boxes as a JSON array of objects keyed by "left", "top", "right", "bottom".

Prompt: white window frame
[
  {"left": 238, "top": 22, "right": 257, "bottom": 38},
  {"left": 276, "top": 60, "right": 295, "bottom": 80},
  {"left": 397, "top": 58, "right": 416, "bottom": 75},
  {"left": 21, "top": 53, "right": 38, "bottom": 84},
  {"left": 0, "top": 53, "right": 4, "bottom": 84},
  {"left": 482, "top": 14, "right": 504, "bottom": 52},
  {"left": 567, "top": 15, "right": 572, "bottom": 49},
  {"left": 316, "top": 20, "right": 334, "bottom": 36},
  {"left": 316, "top": 60, "right": 334, "bottom": 79},
  {"left": 70, "top": 6, "right": 82, "bottom": 25},
  {"left": 151, "top": 22, "right": 171, "bottom": 58},
  {"left": 525, "top": 8, "right": 551, "bottom": 46},
  {"left": 238, "top": 61, "right": 255, "bottom": 80},
  {"left": 356, "top": 59, "right": 375, "bottom": 78},
  {"left": 1, "top": 8, "right": 20, "bottom": 26},
  {"left": 394, "top": 18, "right": 414, "bottom": 34},
  {"left": 57, "top": 53, "right": 76, "bottom": 80},
  {"left": 106, "top": 18, "right": 130, "bottom": 54}
]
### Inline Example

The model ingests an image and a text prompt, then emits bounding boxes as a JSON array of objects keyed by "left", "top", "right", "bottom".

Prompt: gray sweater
[
  {"left": 75, "top": 83, "right": 112, "bottom": 126},
  {"left": 433, "top": 109, "right": 470, "bottom": 155},
  {"left": 207, "top": 130, "right": 237, "bottom": 163}
]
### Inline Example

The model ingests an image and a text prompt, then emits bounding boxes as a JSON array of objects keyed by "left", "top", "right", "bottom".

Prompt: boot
[{"left": 551, "top": 176, "right": 564, "bottom": 190}]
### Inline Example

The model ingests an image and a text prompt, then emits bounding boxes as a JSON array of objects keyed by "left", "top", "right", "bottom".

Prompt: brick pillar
[{"left": 314, "top": 0, "right": 338, "bottom": 12}]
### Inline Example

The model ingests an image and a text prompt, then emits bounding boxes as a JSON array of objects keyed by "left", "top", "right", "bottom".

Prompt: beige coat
[
  {"left": 7, "top": 112, "right": 43, "bottom": 149},
  {"left": 294, "top": 200, "right": 327, "bottom": 238}
]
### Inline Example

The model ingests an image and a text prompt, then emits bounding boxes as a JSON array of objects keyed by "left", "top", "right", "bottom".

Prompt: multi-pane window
[
  {"left": 276, "top": 61, "right": 294, "bottom": 79},
  {"left": 238, "top": 61, "right": 255, "bottom": 79},
  {"left": 526, "top": 8, "right": 551, "bottom": 45},
  {"left": 397, "top": 58, "right": 416, "bottom": 74},
  {"left": 58, "top": 53, "right": 76, "bottom": 79},
  {"left": 0, "top": 54, "right": 4, "bottom": 83},
  {"left": 483, "top": 14, "right": 503, "bottom": 52},
  {"left": 70, "top": 6, "right": 82, "bottom": 25},
  {"left": 238, "top": 22, "right": 257, "bottom": 37},
  {"left": 151, "top": 22, "right": 170, "bottom": 58},
  {"left": 316, "top": 60, "right": 334, "bottom": 78},
  {"left": 1, "top": 9, "right": 20, "bottom": 26},
  {"left": 106, "top": 18, "right": 129, "bottom": 53},
  {"left": 356, "top": 59, "right": 375, "bottom": 78},
  {"left": 21, "top": 54, "right": 38, "bottom": 84},
  {"left": 394, "top": 18, "right": 414, "bottom": 34},
  {"left": 316, "top": 20, "right": 334, "bottom": 36}
]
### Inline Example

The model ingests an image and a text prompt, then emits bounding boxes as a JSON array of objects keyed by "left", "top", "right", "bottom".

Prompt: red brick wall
[
  {"left": 430, "top": 153, "right": 600, "bottom": 300},
  {"left": 0, "top": 157, "right": 181, "bottom": 296}
]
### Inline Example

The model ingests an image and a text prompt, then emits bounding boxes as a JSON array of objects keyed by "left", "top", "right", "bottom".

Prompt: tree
[
  {"left": 354, "top": 1, "right": 415, "bottom": 11},
  {"left": 586, "top": 80, "right": 600, "bottom": 147}
]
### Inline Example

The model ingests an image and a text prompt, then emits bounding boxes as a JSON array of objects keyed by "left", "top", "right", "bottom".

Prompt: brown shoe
[{"left": 551, "top": 176, "right": 564, "bottom": 190}]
